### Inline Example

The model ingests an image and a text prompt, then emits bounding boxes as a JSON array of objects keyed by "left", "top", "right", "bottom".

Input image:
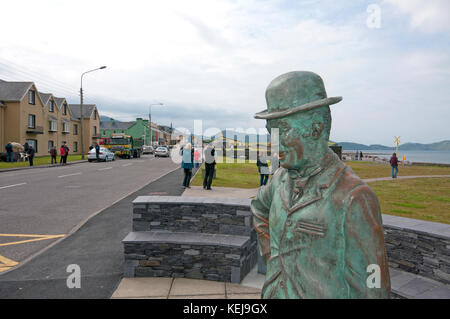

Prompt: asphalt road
[
  {"left": 0, "top": 165, "right": 194, "bottom": 298},
  {"left": 0, "top": 155, "right": 179, "bottom": 267}
]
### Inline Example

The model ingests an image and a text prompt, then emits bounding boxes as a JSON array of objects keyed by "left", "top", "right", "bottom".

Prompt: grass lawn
[
  {"left": 0, "top": 155, "right": 84, "bottom": 169},
  {"left": 368, "top": 178, "right": 450, "bottom": 224},
  {"left": 191, "top": 160, "right": 261, "bottom": 189},
  {"left": 346, "top": 161, "right": 450, "bottom": 179}
]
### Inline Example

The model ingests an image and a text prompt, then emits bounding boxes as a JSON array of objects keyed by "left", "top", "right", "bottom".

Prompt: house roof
[
  {"left": 68, "top": 104, "right": 96, "bottom": 120},
  {"left": 54, "top": 97, "right": 67, "bottom": 109},
  {"left": 0, "top": 79, "right": 33, "bottom": 102},
  {"left": 38, "top": 92, "right": 52, "bottom": 106},
  {"left": 100, "top": 120, "right": 135, "bottom": 130}
]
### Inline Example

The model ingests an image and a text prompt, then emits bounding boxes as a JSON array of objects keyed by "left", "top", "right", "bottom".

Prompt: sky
[{"left": 0, "top": 0, "right": 449, "bottom": 146}]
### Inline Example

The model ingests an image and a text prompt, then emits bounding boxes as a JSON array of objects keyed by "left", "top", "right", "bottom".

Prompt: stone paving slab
[
  {"left": 111, "top": 277, "right": 172, "bottom": 298},
  {"left": 170, "top": 278, "right": 225, "bottom": 296}
]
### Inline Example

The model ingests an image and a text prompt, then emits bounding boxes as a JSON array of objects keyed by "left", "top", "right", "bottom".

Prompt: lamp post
[
  {"left": 80, "top": 66, "right": 106, "bottom": 159},
  {"left": 149, "top": 103, "right": 163, "bottom": 146}
]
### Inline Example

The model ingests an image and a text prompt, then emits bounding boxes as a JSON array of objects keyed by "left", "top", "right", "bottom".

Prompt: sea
[{"left": 344, "top": 150, "right": 450, "bottom": 164}]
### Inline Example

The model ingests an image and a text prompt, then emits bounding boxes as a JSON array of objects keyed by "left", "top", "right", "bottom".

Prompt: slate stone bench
[{"left": 122, "top": 196, "right": 258, "bottom": 283}]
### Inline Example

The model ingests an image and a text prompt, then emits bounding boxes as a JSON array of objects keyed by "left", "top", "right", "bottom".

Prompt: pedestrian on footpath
[
  {"left": 95, "top": 143, "right": 100, "bottom": 162},
  {"left": 5, "top": 142, "right": 13, "bottom": 162},
  {"left": 203, "top": 144, "right": 216, "bottom": 190},
  {"left": 270, "top": 152, "right": 279, "bottom": 175},
  {"left": 257, "top": 151, "right": 270, "bottom": 186},
  {"left": 181, "top": 143, "right": 193, "bottom": 188},
  {"left": 23, "top": 142, "right": 29, "bottom": 162},
  {"left": 63, "top": 143, "right": 70, "bottom": 165},
  {"left": 194, "top": 148, "right": 200, "bottom": 168},
  {"left": 60, "top": 144, "right": 66, "bottom": 165},
  {"left": 27, "top": 145, "right": 35, "bottom": 166},
  {"left": 390, "top": 152, "right": 399, "bottom": 178},
  {"left": 49, "top": 146, "right": 57, "bottom": 164}
]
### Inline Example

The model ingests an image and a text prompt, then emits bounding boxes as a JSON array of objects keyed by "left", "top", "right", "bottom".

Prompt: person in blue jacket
[{"left": 181, "top": 143, "right": 194, "bottom": 188}]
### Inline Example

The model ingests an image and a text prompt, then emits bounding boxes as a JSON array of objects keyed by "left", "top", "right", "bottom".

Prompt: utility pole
[{"left": 80, "top": 66, "right": 106, "bottom": 159}]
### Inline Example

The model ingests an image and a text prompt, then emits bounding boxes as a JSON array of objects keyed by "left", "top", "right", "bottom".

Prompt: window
[
  {"left": 62, "top": 122, "right": 70, "bottom": 133},
  {"left": 94, "top": 110, "right": 97, "bottom": 120},
  {"left": 28, "top": 90, "right": 35, "bottom": 104},
  {"left": 48, "top": 140, "right": 54, "bottom": 151},
  {"left": 49, "top": 120, "right": 57, "bottom": 132},
  {"left": 63, "top": 103, "right": 67, "bottom": 115},
  {"left": 93, "top": 126, "right": 97, "bottom": 136},
  {"left": 73, "top": 124, "right": 78, "bottom": 135},
  {"left": 28, "top": 114, "right": 36, "bottom": 128},
  {"left": 73, "top": 142, "right": 78, "bottom": 152},
  {"left": 26, "top": 139, "right": 37, "bottom": 152},
  {"left": 49, "top": 100, "right": 54, "bottom": 112}
]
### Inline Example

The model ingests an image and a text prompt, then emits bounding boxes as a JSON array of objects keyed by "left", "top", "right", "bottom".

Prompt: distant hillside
[
  {"left": 339, "top": 140, "right": 450, "bottom": 151},
  {"left": 100, "top": 115, "right": 113, "bottom": 122}
]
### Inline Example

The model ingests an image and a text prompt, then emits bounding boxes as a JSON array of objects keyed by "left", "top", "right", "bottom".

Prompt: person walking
[
  {"left": 270, "top": 152, "right": 279, "bottom": 175},
  {"left": 27, "top": 145, "right": 35, "bottom": 166},
  {"left": 193, "top": 148, "right": 200, "bottom": 168},
  {"left": 50, "top": 146, "right": 57, "bottom": 164},
  {"left": 257, "top": 152, "right": 270, "bottom": 186},
  {"left": 59, "top": 144, "right": 66, "bottom": 165},
  {"left": 63, "top": 143, "right": 70, "bottom": 165},
  {"left": 5, "top": 142, "right": 13, "bottom": 163},
  {"left": 390, "top": 152, "right": 399, "bottom": 178},
  {"left": 23, "top": 142, "right": 29, "bottom": 162},
  {"left": 181, "top": 143, "right": 193, "bottom": 188},
  {"left": 95, "top": 143, "right": 100, "bottom": 162},
  {"left": 203, "top": 144, "right": 216, "bottom": 190},
  {"left": 360, "top": 151, "right": 363, "bottom": 161}
]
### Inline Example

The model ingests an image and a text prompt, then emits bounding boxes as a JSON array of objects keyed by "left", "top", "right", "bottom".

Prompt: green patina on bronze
[{"left": 251, "top": 71, "right": 391, "bottom": 298}]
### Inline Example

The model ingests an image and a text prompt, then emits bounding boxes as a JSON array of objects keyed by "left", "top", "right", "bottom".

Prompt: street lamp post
[
  {"left": 149, "top": 103, "right": 163, "bottom": 146},
  {"left": 80, "top": 66, "right": 106, "bottom": 159}
]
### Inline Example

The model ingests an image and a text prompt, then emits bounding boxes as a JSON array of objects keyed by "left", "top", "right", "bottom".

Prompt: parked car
[
  {"left": 142, "top": 145, "right": 153, "bottom": 154},
  {"left": 87, "top": 147, "right": 115, "bottom": 162},
  {"left": 154, "top": 147, "right": 170, "bottom": 157}
]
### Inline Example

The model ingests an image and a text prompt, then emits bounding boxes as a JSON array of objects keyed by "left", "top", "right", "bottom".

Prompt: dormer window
[
  {"left": 63, "top": 103, "right": 67, "bottom": 115},
  {"left": 28, "top": 90, "right": 36, "bottom": 105},
  {"left": 49, "top": 100, "right": 54, "bottom": 112}
]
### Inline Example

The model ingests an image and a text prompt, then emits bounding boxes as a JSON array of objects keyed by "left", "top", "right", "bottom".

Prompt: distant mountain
[
  {"left": 338, "top": 140, "right": 450, "bottom": 151},
  {"left": 100, "top": 115, "right": 113, "bottom": 122},
  {"left": 214, "top": 130, "right": 270, "bottom": 143}
]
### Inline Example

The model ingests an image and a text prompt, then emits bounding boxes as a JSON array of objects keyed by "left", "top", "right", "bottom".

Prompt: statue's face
[{"left": 267, "top": 118, "right": 306, "bottom": 170}]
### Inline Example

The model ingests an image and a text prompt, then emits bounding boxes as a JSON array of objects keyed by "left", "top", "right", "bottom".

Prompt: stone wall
[
  {"left": 382, "top": 214, "right": 450, "bottom": 284},
  {"left": 122, "top": 196, "right": 258, "bottom": 283}
]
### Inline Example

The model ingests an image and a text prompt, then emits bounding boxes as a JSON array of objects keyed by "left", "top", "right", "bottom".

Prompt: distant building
[{"left": 100, "top": 118, "right": 171, "bottom": 146}]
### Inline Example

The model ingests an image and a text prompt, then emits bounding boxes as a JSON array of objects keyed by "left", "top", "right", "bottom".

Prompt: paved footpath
[{"left": 0, "top": 166, "right": 194, "bottom": 299}]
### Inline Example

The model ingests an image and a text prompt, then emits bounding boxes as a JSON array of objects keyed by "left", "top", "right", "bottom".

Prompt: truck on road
[{"left": 103, "top": 133, "right": 142, "bottom": 159}]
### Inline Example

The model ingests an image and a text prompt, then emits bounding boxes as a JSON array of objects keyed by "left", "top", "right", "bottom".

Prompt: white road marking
[
  {"left": 58, "top": 172, "right": 82, "bottom": 178},
  {"left": 0, "top": 182, "right": 27, "bottom": 190},
  {"left": 98, "top": 167, "right": 112, "bottom": 171},
  {"left": 122, "top": 163, "right": 132, "bottom": 167}
]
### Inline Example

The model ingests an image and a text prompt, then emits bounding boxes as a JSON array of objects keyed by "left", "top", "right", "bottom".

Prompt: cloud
[
  {"left": 384, "top": 0, "right": 450, "bottom": 33},
  {"left": 0, "top": 0, "right": 448, "bottom": 145}
]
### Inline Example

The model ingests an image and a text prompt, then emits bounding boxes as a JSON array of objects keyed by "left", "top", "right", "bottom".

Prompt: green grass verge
[{"left": 0, "top": 155, "right": 84, "bottom": 169}]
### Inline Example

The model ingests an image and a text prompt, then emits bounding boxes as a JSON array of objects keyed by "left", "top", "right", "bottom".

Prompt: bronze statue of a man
[{"left": 251, "top": 71, "right": 391, "bottom": 298}]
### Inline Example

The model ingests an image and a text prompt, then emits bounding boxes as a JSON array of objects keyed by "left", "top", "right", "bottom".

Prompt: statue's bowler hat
[{"left": 254, "top": 71, "right": 342, "bottom": 120}]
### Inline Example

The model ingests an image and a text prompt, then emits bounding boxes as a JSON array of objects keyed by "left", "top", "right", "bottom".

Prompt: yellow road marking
[
  {"left": 0, "top": 233, "right": 66, "bottom": 273},
  {"left": 0, "top": 233, "right": 65, "bottom": 247},
  {"left": 0, "top": 254, "right": 19, "bottom": 273}
]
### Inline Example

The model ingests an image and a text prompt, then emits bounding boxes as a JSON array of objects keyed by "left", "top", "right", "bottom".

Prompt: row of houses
[{"left": 0, "top": 79, "right": 100, "bottom": 157}]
